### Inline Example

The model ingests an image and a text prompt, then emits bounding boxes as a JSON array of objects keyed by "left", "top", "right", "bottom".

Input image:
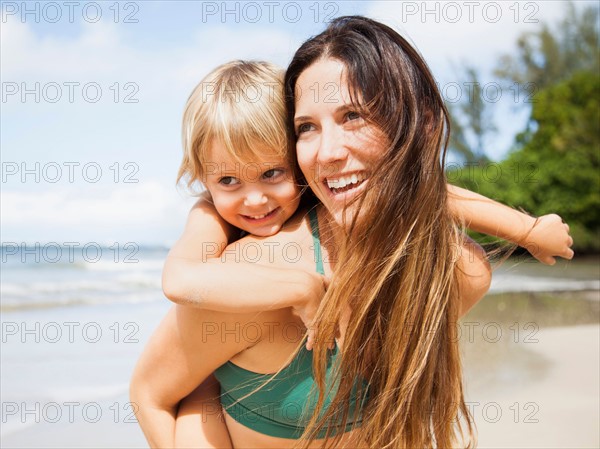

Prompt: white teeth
[
  {"left": 250, "top": 208, "right": 278, "bottom": 219},
  {"left": 326, "top": 173, "right": 365, "bottom": 190}
]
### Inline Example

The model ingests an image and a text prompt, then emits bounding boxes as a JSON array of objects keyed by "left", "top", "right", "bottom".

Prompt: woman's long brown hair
[{"left": 285, "top": 16, "right": 473, "bottom": 448}]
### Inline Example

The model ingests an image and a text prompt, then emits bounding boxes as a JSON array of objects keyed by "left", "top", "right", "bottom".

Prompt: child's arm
[
  {"left": 447, "top": 185, "right": 574, "bottom": 264},
  {"left": 162, "top": 194, "right": 325, "bottom": 314}
]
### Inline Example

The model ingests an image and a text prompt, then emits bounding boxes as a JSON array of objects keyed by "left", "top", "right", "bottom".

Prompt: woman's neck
[{"left": 315, "top": 205, "right": 344, "bottom": 275}]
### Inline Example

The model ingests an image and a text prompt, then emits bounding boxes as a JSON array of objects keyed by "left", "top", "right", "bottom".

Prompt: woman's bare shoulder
[{"left": 225, "top": 209, "right": 315, "bottom": 267}]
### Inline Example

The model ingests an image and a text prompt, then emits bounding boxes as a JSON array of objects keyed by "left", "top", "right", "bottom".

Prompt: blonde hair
[
  {"left": 178, "top": 60, "right": 289, "bottom": 189},
  {"left": 286, "top": 17, "right": 474, "bottom": 448}
]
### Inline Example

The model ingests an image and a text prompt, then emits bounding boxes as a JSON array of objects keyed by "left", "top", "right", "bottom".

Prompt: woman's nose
[
  {"left": 244, "top": 190, "right": 268, "bottom": 206},
  {"left": 317, "top": 126, "right": 348, "bottom": 165}
]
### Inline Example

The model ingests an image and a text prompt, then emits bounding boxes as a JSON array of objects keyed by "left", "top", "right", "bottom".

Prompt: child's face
[{"left": 204, "top": 141, "right": 301, "bottom": 237}]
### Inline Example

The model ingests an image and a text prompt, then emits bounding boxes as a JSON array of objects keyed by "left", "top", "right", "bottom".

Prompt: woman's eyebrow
[
  {"left": 294, "top": 115, "right": 311, "bottom": 124},
  {"left": 294, "top": 105, "right": 355, "bottom": 123}
]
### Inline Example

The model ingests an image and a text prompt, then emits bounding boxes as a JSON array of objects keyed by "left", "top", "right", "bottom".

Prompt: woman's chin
[{"left": 330, "top": 207, "right": 361, "bottom": 231}]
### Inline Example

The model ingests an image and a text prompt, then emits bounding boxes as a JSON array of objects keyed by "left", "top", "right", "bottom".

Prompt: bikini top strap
[{"left": 308, "top": 208, "right": 325, "bottom": 276}]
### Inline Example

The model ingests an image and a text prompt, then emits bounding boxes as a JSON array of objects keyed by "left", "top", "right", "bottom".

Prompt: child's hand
[
  {"left": 521, "top": 214, "right": 574, "bottom": 265},
  {"left": 291, "top": 273, "right": 334, "bottom": 351}
]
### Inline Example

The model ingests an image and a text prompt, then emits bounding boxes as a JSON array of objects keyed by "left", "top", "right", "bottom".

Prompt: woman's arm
[
  {"left": 447, "top": 184, "right": 574, "bottom": 264},
  {"left": 162, "top": 197, "right": 325, "bottom": 313},
  {"left": 455, "top": 235, "right": 492, "bottom": 317},
  {"left": 129, "top": 306, "right": 257, "bottom": 448}
]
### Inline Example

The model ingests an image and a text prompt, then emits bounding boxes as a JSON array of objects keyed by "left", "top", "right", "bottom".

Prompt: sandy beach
[
  {"left": 461, "top": 289, "right": 600, "bottom": 448},
  {"left": 2, "top": 260, "right": 599, "bottom": 448},
  {"left": 464, "top": 323, "right": 599, "bottom": 448}
]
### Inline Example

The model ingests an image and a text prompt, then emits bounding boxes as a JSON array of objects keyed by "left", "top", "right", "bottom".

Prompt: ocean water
[
  {"left": 1, "top": 245, "right": 168, "bottom": 311},
  {"left": 1, "top": 245, "right": 172, "bottom": 444},
  {"left": 489, "top": 256, "right": 600, "bottom": 293}
]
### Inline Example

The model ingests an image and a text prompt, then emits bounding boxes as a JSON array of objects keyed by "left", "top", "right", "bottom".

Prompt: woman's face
[{"left": 293, "top": 58, "right": 387, "bottom": 227}]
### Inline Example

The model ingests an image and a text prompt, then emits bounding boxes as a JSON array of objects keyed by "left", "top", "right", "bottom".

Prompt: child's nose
[{"left": 244, "top": 190, "right": 268, "bottom": 206}]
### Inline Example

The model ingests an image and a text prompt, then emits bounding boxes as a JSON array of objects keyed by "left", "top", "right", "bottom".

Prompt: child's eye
[
  {"left": 262, "top": 168, "right": 285, "bottom": 181},
  {"left": 296, "top": 123, "right": 314, "bottom": 135},
  {"left": 218, "top": 176, "right": 240, "bottom": 186}
]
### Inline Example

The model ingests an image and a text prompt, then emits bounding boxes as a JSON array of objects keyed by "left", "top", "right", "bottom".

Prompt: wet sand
[{"left": 462, "top": 291, "right": 600, "bottom": 448}]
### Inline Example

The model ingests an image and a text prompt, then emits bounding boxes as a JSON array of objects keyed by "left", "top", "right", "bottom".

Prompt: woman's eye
[
  {"left": 345, "top": 111, "right": 361, "bottom": 121},
  {"left": 262, "top": 168, "right": 284, "bottom": 180},
  {"left": 296, "top": 123, "right": 314, "bottom": 135},
  {"left": 218, "top": 176, "right": 240, "bottom": 186}
]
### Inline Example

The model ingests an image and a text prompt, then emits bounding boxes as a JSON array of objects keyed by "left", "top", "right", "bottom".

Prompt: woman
[
  {"left": 131, "top": 16, "right": 573, "bottom": 448},
  {"left": 285, "top": 16, "right": 483, "bottom": 447}
]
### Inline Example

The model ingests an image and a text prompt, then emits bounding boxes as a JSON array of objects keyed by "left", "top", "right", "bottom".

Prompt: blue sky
[{"left": 1, "top": 1, "right": 595, "bottom": 245}]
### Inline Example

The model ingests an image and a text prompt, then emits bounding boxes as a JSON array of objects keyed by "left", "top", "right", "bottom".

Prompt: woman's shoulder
[{"left": 278, "top": 207, "right": 314, "bottom": 238}]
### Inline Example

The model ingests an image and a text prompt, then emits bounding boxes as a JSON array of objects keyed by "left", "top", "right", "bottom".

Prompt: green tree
[
  {"left": 505, "top": 71, "right": 600, "bottom": 250},
  {"left": 495, "top": 2, "right": 599, "bottom": 96},
  {"left": 450, "top": 2, "right": 600, "bottom": 252},
  {"left": 447, "top": 66, "right": 495, "bottom": 163},
  {"left": 453, "top": 71, "right": 600, "bottom": 251}
]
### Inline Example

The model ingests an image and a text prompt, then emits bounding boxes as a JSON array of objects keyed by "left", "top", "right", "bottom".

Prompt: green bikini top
[{"left": 213, "top": 208, "right": 365, "bottom": 439}]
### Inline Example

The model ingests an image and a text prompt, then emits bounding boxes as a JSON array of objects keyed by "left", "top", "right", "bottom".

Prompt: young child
[{"left": 140, "top": 60, "right": 573, "bottom": 448}]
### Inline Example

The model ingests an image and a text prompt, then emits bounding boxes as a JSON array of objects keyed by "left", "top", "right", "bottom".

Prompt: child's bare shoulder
[
  {"left": 184, "top": 192, "right": 236, "bottom": 239},
  {"left": 187, "top": 192, "right": 219, "bottom": 221}
]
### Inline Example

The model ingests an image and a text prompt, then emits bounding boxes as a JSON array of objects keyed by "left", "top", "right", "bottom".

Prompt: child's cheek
[
  {"left": 212, "top": 196, "right": 235, "bottom": 221},
  {"left": 283, "top": 180, "right": 302, "bottom": 199}
]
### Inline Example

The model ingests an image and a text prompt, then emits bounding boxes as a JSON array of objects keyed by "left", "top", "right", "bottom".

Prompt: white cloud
[
  {"left": 1, "top": 181, "right": 196, "bottom": 244},
  {"left": 366, "top": 0, "right": 579, "bottom": 79},
  {"left": 1, "top": 17, "right": 298, "bottom": 92},
  {"left": 364, "top": 1, "right": 595, "bottom": 160},
  {"left": 1, "top": 20, "right": 125, "bottom": 79},
  {"left": 1, "top": 15, "right": 301, "bottom": 162}
]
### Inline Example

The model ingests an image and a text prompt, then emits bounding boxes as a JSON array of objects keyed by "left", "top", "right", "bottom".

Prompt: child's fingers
[
  {"left": 306, "top": 332, "right": 314, "bottom": 351},
  {"left": 563, "top": 248, "right": 575, "bottom": 260}
]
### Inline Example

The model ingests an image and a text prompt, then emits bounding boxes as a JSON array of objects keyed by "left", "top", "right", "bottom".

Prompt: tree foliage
[
  {"left": 495, "top": 2, "right": 599, "bottom": 94},
  {"left": 450, "top": 2, "right": 600, "bottom": 252},
  {"left": 453, "top": 71, "right": 599, "bottom": 251},
  {"left": 447, "top": 66, "right": 495, "bottom": 163}
]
